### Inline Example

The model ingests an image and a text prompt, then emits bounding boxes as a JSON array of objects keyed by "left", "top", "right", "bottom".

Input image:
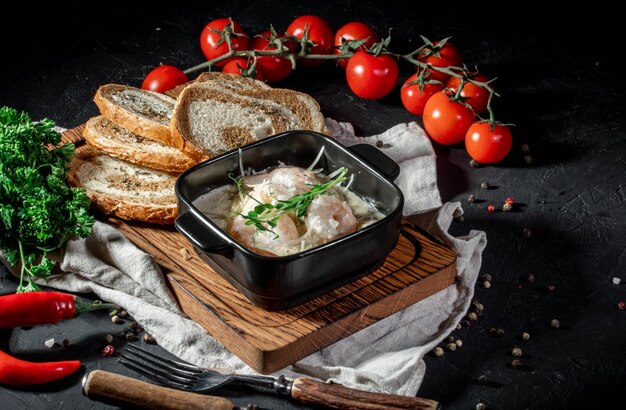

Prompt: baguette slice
[
  {"left": 171, "top": 82, "right": 326, "bottom": 160},
  {"left": 195, "top": 71, "right": 271, "bottom": 91},
  {"left": 68, "top": 149, "right": 178, "bottom": 225},
  {"left": 165, "top": 72, "right": 270, "bottom": 98},
  {"left": 94, "top": 84, "right": 178, "bottom": 147},
  {"left": 83, "top": 116, "right": 197, "bottom": 173}
]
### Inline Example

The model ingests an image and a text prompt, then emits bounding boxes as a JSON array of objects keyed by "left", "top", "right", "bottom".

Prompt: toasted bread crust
[
  {"left": 94, "top": 84, "right": 182, "bottom": 148},
  {"left": 67, "top": 149, "right": 178, "bottom": 225},
  {"left": 83, "top": 116, "right": 197, "bottom": 173}
]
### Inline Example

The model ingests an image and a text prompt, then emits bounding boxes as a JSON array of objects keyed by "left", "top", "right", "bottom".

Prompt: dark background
[{"left": 1, "top": 2, "right": 625, "bottom": 409}]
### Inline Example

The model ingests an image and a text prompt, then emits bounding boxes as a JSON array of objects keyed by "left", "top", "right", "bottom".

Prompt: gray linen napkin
[{"left": 2, "top": 120, "right": 486, "bottom": 396}]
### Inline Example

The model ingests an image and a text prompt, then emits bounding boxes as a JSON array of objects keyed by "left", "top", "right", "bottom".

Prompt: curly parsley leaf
[{"left": 0, "top": 106, "right": 94, "bottom": 292}]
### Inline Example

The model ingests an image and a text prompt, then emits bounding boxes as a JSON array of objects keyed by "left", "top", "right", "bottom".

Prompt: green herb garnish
[
  {"left": 0, "top": 107, "right": 94, "bottom": 292},
  {"left": 234, "top": 167, "right": 348, "bottom": 236}
]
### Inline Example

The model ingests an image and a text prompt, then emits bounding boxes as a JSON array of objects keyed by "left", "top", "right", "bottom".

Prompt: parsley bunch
[{"left": 0, "top": 107, "right": 94, "bottom": 292}]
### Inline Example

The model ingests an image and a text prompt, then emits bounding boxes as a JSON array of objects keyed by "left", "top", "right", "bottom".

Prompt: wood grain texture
[
  {"left": 291, "top": 377, "right": 440, "bottom": 410},
  {"left": 83, "top": 370, "right": 237, "bottom": 410},
  {"left": 61, "top": 126, "right": 457, "bottom": 374}
]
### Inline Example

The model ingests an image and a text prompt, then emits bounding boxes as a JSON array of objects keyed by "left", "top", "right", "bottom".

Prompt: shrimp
[
  {"left": 244, "top": 166, "right": 319, "bottom": 201},
  {"left": 305, "top": 194, "right": 358, "bottom": 244},
  {"left": 230, "top": 213, "right": 300, "bottom": 254}
]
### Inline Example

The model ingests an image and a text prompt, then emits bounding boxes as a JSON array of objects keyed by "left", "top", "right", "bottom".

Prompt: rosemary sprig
[{"left": 234, "top": 167, "right": 349, "bottom": 235}]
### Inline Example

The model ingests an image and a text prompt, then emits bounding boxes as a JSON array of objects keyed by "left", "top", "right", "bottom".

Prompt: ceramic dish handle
[
  {"left": 349, "top": 144, "right": 400, "bottom": 180},
  {"left": 175, "top": 211, "right": 232, "bottom": 256}
]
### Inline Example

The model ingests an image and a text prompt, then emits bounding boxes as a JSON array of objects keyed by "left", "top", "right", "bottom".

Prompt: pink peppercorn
[
  {"left": 618, "top": 301, "right": 626, "bottom": 310},
  {"left": 505, "top": 197, "right": 514, "bottom": 205},
  {"left": 102, "top": 344, "right": 116, "bottom": 356},
  {"left": 487, "top": 205, "right": 495, "bottom": 212}
]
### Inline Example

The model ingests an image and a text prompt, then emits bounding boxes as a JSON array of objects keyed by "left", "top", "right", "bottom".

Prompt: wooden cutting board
[{"left": 62, "top": 126, "right": 457, "bottom": 374}]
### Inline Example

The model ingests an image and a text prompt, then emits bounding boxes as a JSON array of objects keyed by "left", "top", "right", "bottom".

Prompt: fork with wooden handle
[
  {"left": 120, "top": 344, "right": 440, "bottom": 410},
  {"left": 82, "top": 370, "right": 251, "bottom": 410}
]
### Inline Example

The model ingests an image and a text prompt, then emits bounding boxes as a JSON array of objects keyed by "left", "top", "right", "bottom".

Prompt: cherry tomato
[
  {"left": 447, "top": 73, "right": 491, "bottom": 114},
  {"left": 141, "top": 65, "right": 189, "bottom": 93},
  {"left": 250, "top": 31, "right": 293, "bottom": 83},
  {"left": 200, "top": 18, "right": 249, "bottom": 67},
  {"left": 465, "top": 122, "right": 512, "bottom": 163},
  {"left": 400, "top": 73, "right": 444, "bottom": 116},
  {"left": 419, "top": 40, "right": 463, "bottom": 83},
  {"left": 221, "top": 58, "right": 264, "bottom": 80},
  {"left": 422, "top": 91, "right": 475, "bottom": 145},
  {"left": 286, "top": 15, "right": 333, "bottom": 67},
  {"left": 333, "top": 22, "right": 380, "bottom": 69},
  {"left": 346, "top": 51, "right": 398, "bottom": 99}
]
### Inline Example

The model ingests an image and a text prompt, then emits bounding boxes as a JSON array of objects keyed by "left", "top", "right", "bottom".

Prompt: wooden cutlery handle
[
  {"left": 291, "top": 377, "right": 440, "bottom": 410},
  {"left": 82, "top": 370, "right": 237, "bottom": 410}
]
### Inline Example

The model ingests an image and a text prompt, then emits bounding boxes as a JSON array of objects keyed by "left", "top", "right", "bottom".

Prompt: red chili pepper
[
  {"left": 0, "top": 349, "right": 81, "bottom": 385},
  {"left": 0, "top": 291, "right": 118, "bottom": 329}
]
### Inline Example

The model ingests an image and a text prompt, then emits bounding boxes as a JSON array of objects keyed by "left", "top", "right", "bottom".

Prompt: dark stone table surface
[{"left": 1, "top": 2, "right": 624, "bottom": 409}]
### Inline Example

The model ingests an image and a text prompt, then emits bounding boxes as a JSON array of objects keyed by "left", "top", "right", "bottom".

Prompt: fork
[{"left": 120, "top": 344, "right": 440, "bottom": 409}]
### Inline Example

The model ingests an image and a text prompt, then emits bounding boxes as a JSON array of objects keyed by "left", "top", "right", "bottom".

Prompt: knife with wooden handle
[
  {"left": 82, "top": 370, "right": 249, "bottom": 410},
  {"left": 289, "top": 377, "right": 440, "bottom": 410}
]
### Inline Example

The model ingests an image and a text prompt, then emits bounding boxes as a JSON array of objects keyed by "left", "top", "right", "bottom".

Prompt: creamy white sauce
[{"left": 192, "top": 165, "right": 383, "bottom": 256}]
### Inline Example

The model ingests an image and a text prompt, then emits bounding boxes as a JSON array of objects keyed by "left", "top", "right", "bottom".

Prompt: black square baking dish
[{"left": 174, "top": 130, "right": 404, "bottom": 311}]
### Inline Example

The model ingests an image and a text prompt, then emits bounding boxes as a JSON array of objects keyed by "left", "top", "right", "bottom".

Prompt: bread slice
[
  {"left": 94, "top": 84, "right": 177, "bottom": 147},
  {"left": 195, "top": 71, "right": 271, "bottom": 91},
  {"left": 170, "top": 82, "right": 326, "bottom": 160},
  {"left": 165, "top": 72, "right": 270, "bottom": 98},
  {"left": 83, "top": 116, "right": 197, "bottom": 173},
  {"left": 68, "top": 149, "right": 178, "bottom": 224}
]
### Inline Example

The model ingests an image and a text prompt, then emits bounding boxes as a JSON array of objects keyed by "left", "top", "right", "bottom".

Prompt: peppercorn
[
  {"left": 119, "top": 310, "right": 128, "bottom": 318},
  {"left": 487, "top": 205, "right": 495, "bottom": 212},
  {"left": 523, "top": 227, "right": 532, "bottom": 238},
  {"left": 446, "top": 342, "right": 457, "bottom": 351},
  {"left": 550, "top": 319, "right": 560, "bottom": 328},
  {"left": 447, "top": 336, "right": 455, "bottom": 343},
  {"left": 488, "top": 327, "right": 498, "bottom": 335},
  {"left": 617, "top": 301, "right": 626, "bottom": 310},
  {"left": 510, "top": 359, "right": 522, "bottom": 368},
  {"left": 125, "top": 332, "right": 136, "bottom": 341},
  {"left": 527, "top": 273, "right": 535, "bottom": 283},
  {"left": 524, "top": 155, "right": 533, "bottom": 164},
  {"left": 456, "top": 323, "right": 462, "bottom": 330},
  {"left": 505, "top": 197, "right": 514, "bottom": 205},
  {"left": 470, "top": 159, "right": 480, "bottom": 168},
  {"left": 376, "top": 140, "right": 384, "bottom": 148},
  {"left": 483, "top": 280, "right": 491, "bottom": 289},
  {"left": 545, "top": 284, "right": 556, "bottom": 294},
  {"left": 482, "top": 274, "right": 492, "bottom": 282},
  {"left": 455, "top": 339, "right": 463, "bottom": 347},
  {"left": 496, "top": 328, "right": 505, "bottom": 337},
  {"left": 105, "top": 334, "right": 114, "bottom": 344},
  {"left": 467, "top": 312, "right": 478, "bottom": 321},
  {"left": 102, "top": 344, "right": 115, "bottom": 357},
  {"left": 62, "top": 339, "right": 71, "bottom": 348},
  {"left": 512, "top": 347, "right": 523, "bottom": 357},
  {"left": 521, "top": 332, "right": 530, "bottom": 341},
  {"left": 143, "top": 333, "right": 156, "bottom": 344},
  {"left": 474, "top": 302, "right": 484, "bottom": 314},
  {"left": 111, "top": 315, "right": 120, "bottom": 324},
  {"left": 481, "top": 182, "right": 490, "bottom": 190},
  {"left": 521, "top": 144, "right": 530, "bottom": 152},
  {"left": 476, "top": 403, "right": 487, "bottom": 410},
  {"left": 468, "top": 194, "right": 476, "bottom": 204},
  {"left": 502, "top": 203, "right": 512, "bottom": 212},
  {"left": 433, "top": 347, "right": 444, "bottom": 357},
  {"left": 478, "top": 375, "right": 487, "bottom": 384}
]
